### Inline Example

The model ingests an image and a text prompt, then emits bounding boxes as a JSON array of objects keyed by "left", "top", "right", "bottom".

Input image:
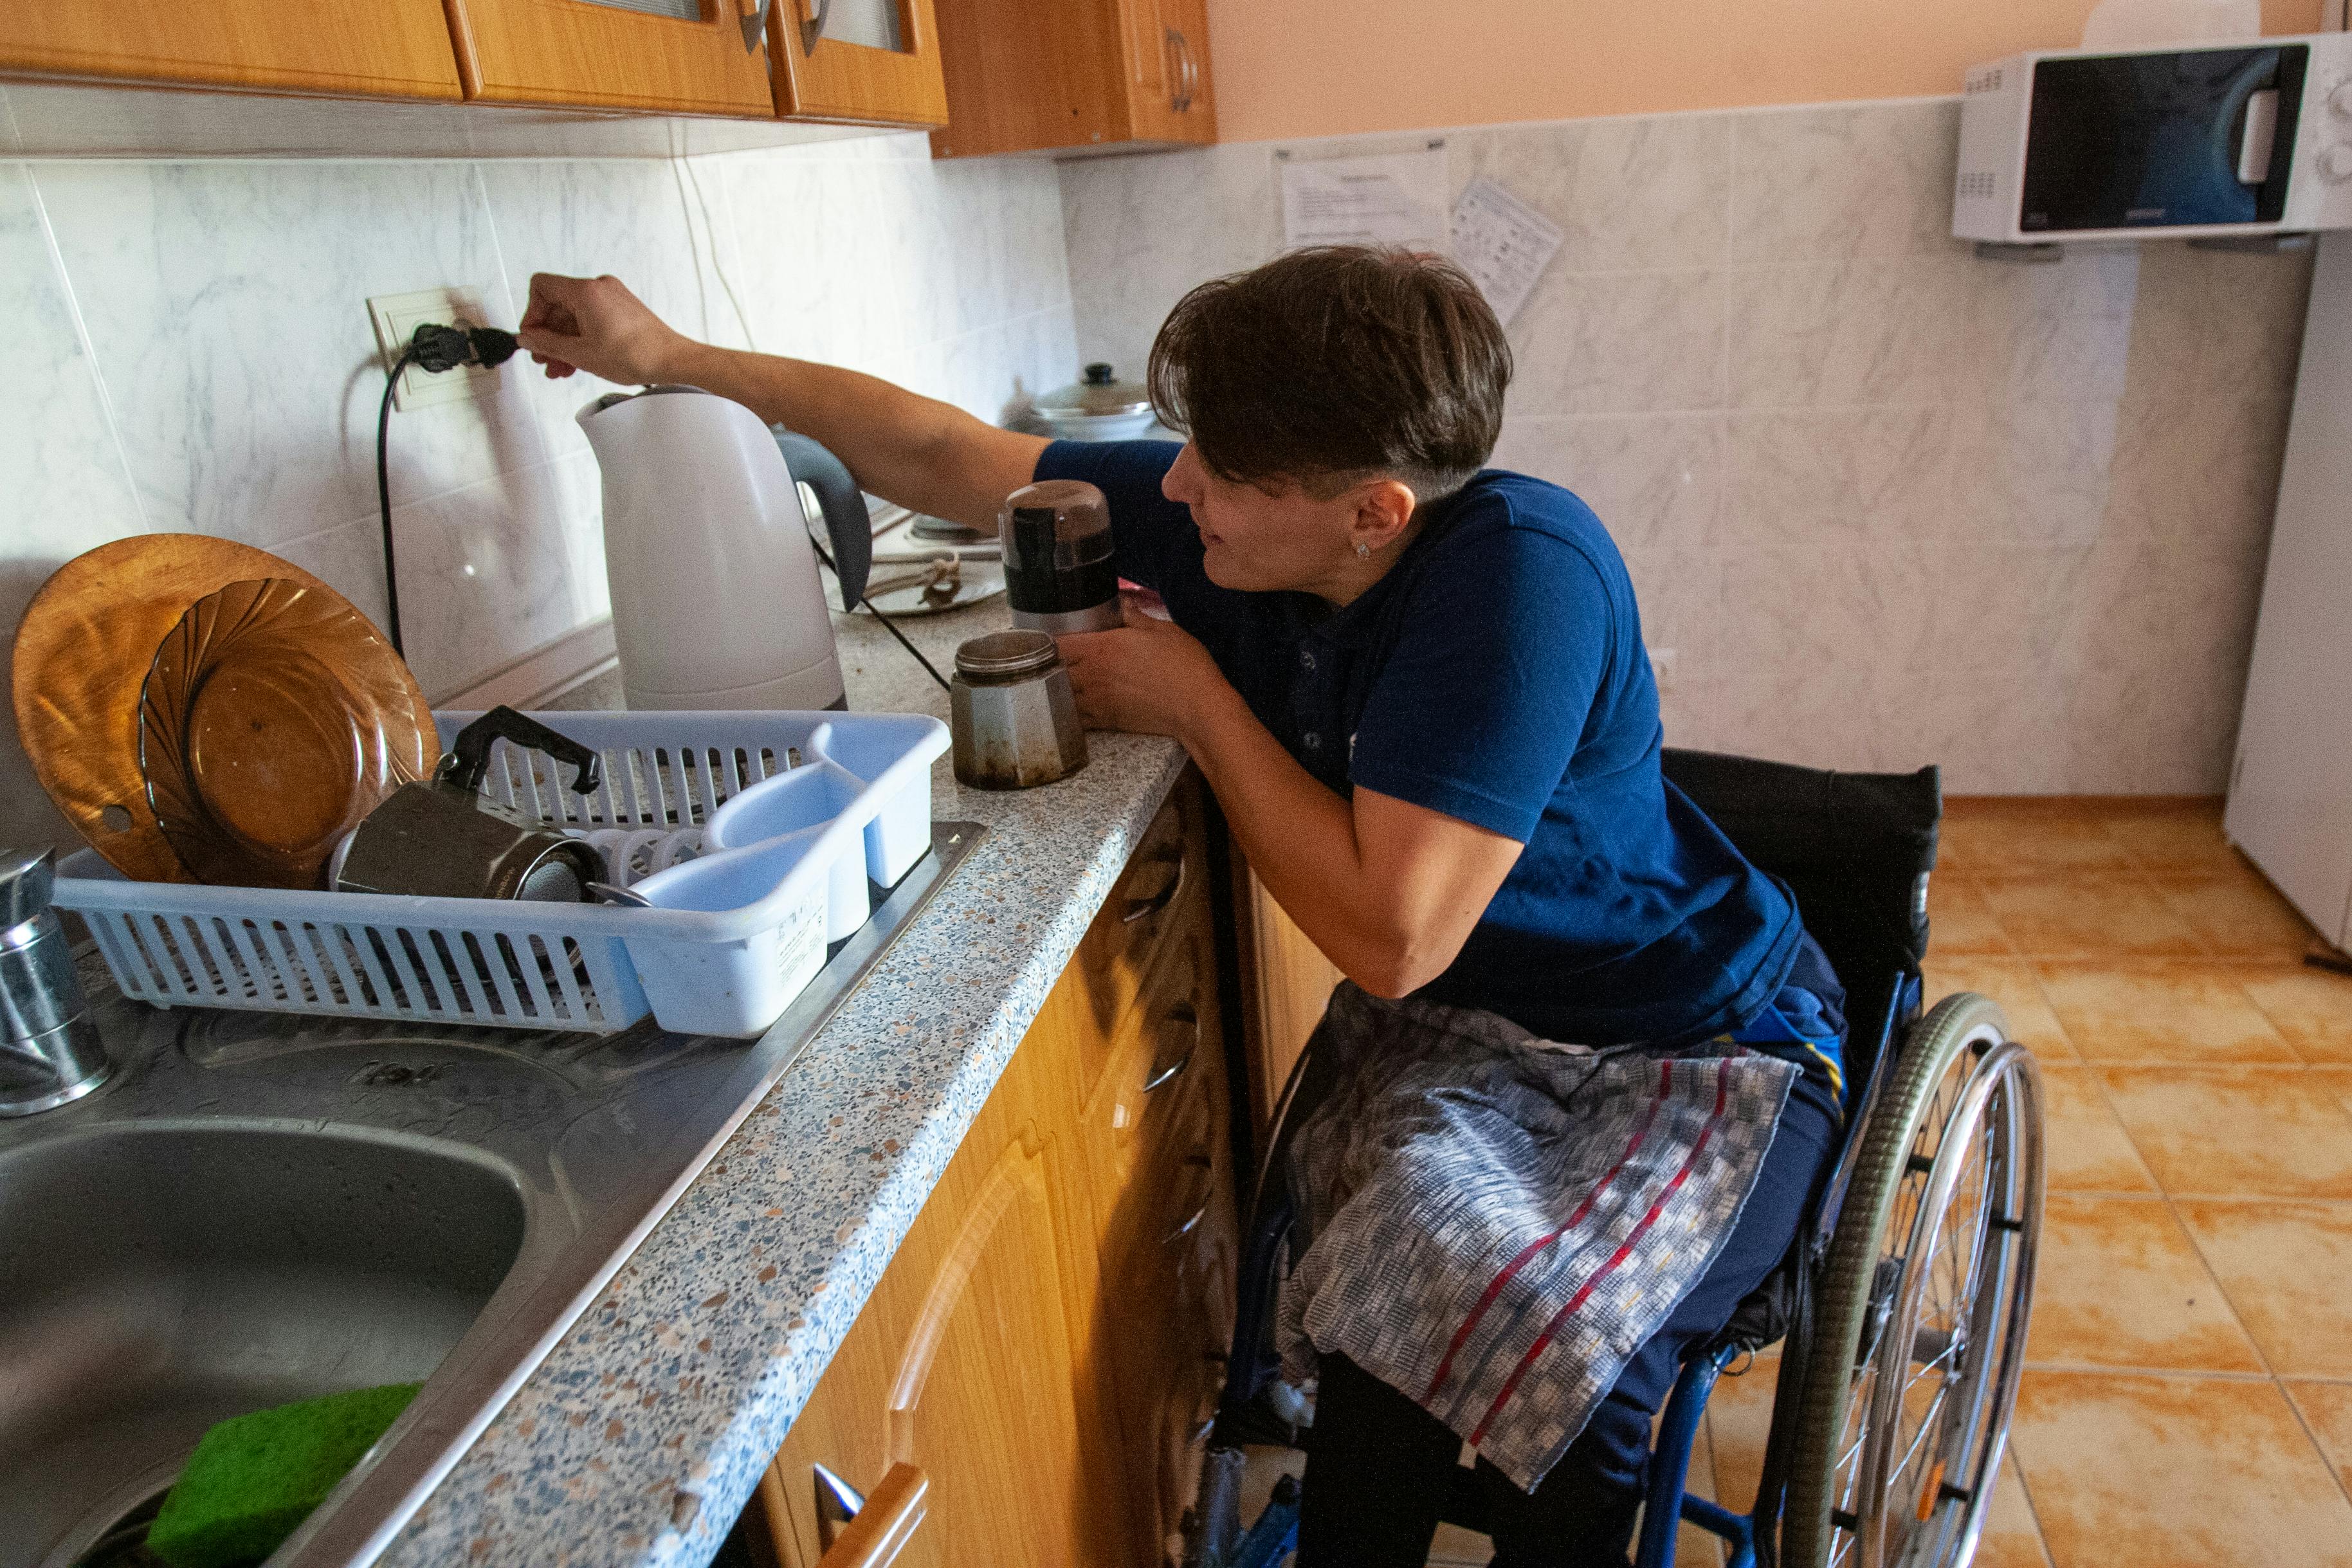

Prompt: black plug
[{"left": 405, "top": 321, "right": 520, "bottom": 374}]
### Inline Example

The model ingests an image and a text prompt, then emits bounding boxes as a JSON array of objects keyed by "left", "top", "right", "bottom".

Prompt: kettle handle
[
  {"left": 772, "top": 428, "right": 871, "bottom": 613},
  {"left": 443, "top": 706, "right": 603, "bottom": 797}
]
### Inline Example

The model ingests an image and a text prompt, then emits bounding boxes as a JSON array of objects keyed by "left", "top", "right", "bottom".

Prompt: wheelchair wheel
[{"left": 1782, "top": 994, "right": 2046, "bottom": 1568}]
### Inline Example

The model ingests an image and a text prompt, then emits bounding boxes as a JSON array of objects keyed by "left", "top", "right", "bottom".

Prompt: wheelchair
[{"left": 1183, "top": 750, "right": 2047, "bottom": 1568}]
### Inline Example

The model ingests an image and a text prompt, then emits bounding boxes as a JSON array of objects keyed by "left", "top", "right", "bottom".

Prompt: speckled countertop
[{"left": 378, "top": 595, "right": 1190, "bottom": 1568}]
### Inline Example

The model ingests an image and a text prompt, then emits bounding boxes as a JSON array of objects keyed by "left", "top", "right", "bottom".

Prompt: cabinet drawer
[{"left": 1068, "top": 780, "right": 1207, "bottom": 1102}]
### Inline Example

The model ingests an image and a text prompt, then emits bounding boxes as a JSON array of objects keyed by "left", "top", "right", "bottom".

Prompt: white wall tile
[
  {"left": 478, "top": 158, "right": 751, "bottom": 459},
  {"left": 34, "top": 160, "right": 547, "bottom": 547},
  {"left": 1454, "top": 113, "right": 1729, "bottom": 273},
  {"left": 0, "top": 161, "right": 149, "bottom": 856},
  {"left": 1511, "top": 269, "right": 1727, "bottom": 416},
  {"left": 1729, "top": 101, "right": 1962, "bottom": 262},
  {"left": 1728, "top": 255, "right": 1982, "bottom": 410},
  {"left": 1489, "top": 414, "right": 1723, "bottom": 552}
]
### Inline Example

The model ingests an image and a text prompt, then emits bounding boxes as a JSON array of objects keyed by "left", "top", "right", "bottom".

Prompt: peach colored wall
[{"left": 1201, "top": 0, "right": 2327, "bottom": 145}]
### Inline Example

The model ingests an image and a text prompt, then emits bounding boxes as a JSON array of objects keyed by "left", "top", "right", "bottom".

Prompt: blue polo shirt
[{"left": 1035, "top": 439, "right": 1804, "bottom": 1050}]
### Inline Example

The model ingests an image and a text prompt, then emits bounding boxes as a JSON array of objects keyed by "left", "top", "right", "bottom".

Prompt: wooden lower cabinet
[{"left": 758, "top": 779, "right": 1236, "bottom": 1567}]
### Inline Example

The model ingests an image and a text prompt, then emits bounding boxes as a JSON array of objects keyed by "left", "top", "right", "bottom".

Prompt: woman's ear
[{"left": 1352, "top": 477, "right": 1419, "bottom": 554}]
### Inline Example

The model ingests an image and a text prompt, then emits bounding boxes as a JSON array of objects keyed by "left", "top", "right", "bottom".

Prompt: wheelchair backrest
[{"left": 1659, "top": 748, "right": 1942, "bottom": 1104}]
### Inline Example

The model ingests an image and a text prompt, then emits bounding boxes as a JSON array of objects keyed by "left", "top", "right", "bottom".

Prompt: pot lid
[{"left": 1035, "top": 363, "right": 1153, "bottom": 420}]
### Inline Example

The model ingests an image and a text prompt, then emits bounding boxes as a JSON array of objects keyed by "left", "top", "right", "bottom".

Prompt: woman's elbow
[{"left": 1346, "top": 935, "right": 1460, "bottom": 1001}]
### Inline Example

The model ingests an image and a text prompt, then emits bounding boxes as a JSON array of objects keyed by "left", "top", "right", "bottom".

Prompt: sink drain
[
  {"left": 69, "top": 1484, "right": 170, "bottom": 1567},
  {"left": 35, "top": 1466, "right": 181, "bottom": 1568}
]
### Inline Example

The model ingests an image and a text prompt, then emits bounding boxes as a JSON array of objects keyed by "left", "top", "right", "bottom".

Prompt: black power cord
[
  {"left": 804, "top": 535, "right": 953, "bottom": 693},
  {"left": 376, "top": 322, "right": 519, "bottom": 658}
]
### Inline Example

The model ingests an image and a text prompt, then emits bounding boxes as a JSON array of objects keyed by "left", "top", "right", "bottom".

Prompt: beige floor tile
[
  {"left": 1923, "top": 956, "right": 2077, "bottom": 1061},
  {"left": 2008, "top": 1370, "right": 2352, "bottom": 1568},
  {"left": 1977, "top": 875, "right": 2205, "bottom": 961},
  {"left": 2025, "top": 1195, "right": 2263, "bottom": 1372},
  {"left": 2039, "top": 1065, "right": 2159, "bottom": 1192},
  {"left": 2100, "top": 803, "right": 2242, "bottom": 877},
  {"left": 1938, "top": 803, "right": 2137, "bottom": 877},
  {"left": 2284, "top": 1380, "right": 2352, "bottom": 1496},
  {"left": 2153, "top": 871, "right": 2323, "bottom": 961},
  {"left": 1974, "top": 1457, "right": 2056, "bottom": 1568},
  {"left": 2099, "top": 1068, "right": 2352, "bottom": 1198},
  {"left": 2173, "top": 1199, "right": 2352, "bottom": 1378},
  {"left": 1929, "top": 876, "right": 2019, "bottom": 956},
  {"left": 2241, "top": 965, "right": 2352, "bottom": 1065},
  {"left": 2034, "top": 962, "right": 2299, "bottom": 1065}
]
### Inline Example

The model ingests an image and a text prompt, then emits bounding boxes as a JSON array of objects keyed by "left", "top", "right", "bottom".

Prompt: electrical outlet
[
  {"left": 1650, "top": 646, "right": 1679, "bottom": 695},
  {"left": 368, "top": 287, "right": 499, "bottom": 412}
]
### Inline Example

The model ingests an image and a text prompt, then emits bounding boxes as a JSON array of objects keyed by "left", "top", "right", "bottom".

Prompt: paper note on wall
[
  {"left": 1450, "top": 178, "right": 1563, "bottom": 326},
  {"left": 1279, "top": 147, "right": 1451, "bottom": 252}
]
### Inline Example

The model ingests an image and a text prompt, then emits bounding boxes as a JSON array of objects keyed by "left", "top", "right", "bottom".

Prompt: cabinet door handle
[
  {"left": 1121, "top": 851, "right": 1187, "bottom": 924},
  {"left": 1167, "top": 28, "right": 1198, "bottom": 112},
  {"left": 1140, "top": 1000, "right": 1199, "bottom": 1094},
  {"left": 801, "top": 0, "right": 831, "bottom": 54},
  {"left": 739, "top": 0, "right": 772, "bottom": 53},
  {"left": 1162, "top": 1153, "right": 1212, "bottom": 1244},
  {"left": 813, "top": 1463, "right": 928, "bottom": 1568}
]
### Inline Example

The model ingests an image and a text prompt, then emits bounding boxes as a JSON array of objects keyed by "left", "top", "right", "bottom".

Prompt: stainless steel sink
[{"left": 0, "top": 825, "right": 978, "bottom": 1568}]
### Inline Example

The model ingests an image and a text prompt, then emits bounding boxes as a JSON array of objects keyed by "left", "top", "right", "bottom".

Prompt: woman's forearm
[
  {"left": 662, "top": 341, "right": 1044, "bottom": 530},
  {"left": 1176, "top": 684, "right": 1422, "bottom": 994}
]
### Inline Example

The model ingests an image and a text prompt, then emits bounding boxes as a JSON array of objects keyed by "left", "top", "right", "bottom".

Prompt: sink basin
[
  {"left": 0, "top": 1124, "right": 527, "bottom": 1568},
  {"left": 0, "top": 823, "right": 977, "bottom": 1568}
]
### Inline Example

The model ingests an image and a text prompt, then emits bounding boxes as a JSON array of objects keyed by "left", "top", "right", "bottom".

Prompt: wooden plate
[
  {"left": 10, "top": 535, "right": 428, "bottom": 884},
  {"left": 139, "top": 578, "right": 430, "bottom": 889}
]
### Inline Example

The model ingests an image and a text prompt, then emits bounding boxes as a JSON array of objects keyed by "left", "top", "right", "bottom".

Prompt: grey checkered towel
[{"left": 1276, "top": 982, "right": 1799, "bottom": 1491}]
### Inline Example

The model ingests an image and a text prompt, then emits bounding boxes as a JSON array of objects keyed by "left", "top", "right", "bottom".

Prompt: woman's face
[{"left": 1160, "top": 441, "right": 1358, "bottom": 596}]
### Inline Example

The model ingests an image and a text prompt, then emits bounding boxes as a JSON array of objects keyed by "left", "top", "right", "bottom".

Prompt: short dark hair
[{"left": 1145, "top": 245, "right": 1511, "bottom": 504}]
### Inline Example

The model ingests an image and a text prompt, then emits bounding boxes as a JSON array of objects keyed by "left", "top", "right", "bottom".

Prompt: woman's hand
[
  {"left": 516, "top": 273, "right": 689, "bottom": 385},
  {"left": 1056, "top": 597, "right": 1228, "bottom": 740}
]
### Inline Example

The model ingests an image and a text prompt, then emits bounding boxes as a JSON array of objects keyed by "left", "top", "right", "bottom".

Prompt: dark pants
[{"left": 1296, "top": 1070, "right": 1843, "bottom": 1568}]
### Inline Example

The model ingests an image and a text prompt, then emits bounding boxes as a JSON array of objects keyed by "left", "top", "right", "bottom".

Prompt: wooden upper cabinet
[
  {"left": 444, "top": 0, "right": 777, "bottom": 116},
  {"left": 929, "top": 0, "right": 1214, "bottom": 159},
  {"left": 0, "top": 1, "right": 463, "bottom": 99},
  {"left": 769, "top": 0, "right": 947, "bottom": 125}
]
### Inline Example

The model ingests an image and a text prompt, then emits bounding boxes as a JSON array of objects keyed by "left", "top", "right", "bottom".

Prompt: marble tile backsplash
[
  {"left": 0, "top": 135, "right": 1075, "bottom": 855},
  {"left": 1059, "top": 98, "right": 2315, "bottom": 794}
]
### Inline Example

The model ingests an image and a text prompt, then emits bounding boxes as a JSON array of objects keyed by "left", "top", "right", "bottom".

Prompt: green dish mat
[{"left": 145, "top": 1382, "right": 423, "bottom": 1568}]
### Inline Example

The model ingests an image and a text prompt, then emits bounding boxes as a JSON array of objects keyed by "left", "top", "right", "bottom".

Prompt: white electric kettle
[{"left": 579, "top": 385, "right": 873, "bottom": 711}]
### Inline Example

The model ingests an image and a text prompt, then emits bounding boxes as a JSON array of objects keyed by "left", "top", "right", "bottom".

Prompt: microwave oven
[{"left": 1953, "top": 33, "right": 2352, "bottom": 243}]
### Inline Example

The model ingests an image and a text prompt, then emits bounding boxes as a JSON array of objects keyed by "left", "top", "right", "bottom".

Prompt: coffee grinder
[{"left": 1001, "top": 480, "right": 1120, "bottom": 635}]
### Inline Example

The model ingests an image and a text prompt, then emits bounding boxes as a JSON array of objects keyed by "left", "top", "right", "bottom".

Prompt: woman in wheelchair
[{"left": 517, "top": 249, "right": 1853, "bottom": 1567}]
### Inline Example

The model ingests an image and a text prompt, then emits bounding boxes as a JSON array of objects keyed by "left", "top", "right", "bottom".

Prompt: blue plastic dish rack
[{"left": 52, "top": 709, "right": 950, "bottom": 1038}]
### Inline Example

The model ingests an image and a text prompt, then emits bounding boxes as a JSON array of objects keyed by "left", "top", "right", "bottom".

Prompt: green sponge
[{"left": 145, "top": 1383, "right": 423, "bottom": 1568}]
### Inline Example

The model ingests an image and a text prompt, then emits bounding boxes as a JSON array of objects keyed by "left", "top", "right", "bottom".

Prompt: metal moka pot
[{"left": 333, "top": 707, "right": 605, "bottom": 902}]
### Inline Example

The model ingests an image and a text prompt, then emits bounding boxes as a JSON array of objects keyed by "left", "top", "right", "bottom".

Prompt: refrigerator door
[{"left": 2225, "top": 232, "right": 2352, "bottom": 948}]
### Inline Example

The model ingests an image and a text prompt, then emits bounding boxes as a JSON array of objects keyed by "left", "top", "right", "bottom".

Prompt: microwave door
[{"left": 2021, "top": 46, "right": 2306, "bottom": 232}]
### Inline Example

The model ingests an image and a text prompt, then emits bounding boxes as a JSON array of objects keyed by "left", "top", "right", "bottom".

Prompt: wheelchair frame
[{"left": 1183, "top": 754, "right": 2047, "bottom": 1568}]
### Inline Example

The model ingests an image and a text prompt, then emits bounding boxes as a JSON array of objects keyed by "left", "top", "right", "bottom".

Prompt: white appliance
[
  {"left": 579, "top": 386, "right": 872, "bottom": 711},
  {"left": 2226, "top": 231, "right": 2352, "bottom": 953},
  {"left": 1954, "top": 33, "right": 2352, "bottom": 244}
]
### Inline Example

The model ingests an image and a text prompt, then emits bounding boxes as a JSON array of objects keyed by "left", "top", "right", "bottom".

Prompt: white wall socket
[
  {"left": 1651, "top": 646, "right": 1679, "bottom": 695},
  {"left": 368, "top": 286, "right": 499, "bottom": 412}
]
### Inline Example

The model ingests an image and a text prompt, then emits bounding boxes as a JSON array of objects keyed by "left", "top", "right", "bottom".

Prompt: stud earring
[{"left": 1355, "top": 542, "right": 1371, "bottom": 560}]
